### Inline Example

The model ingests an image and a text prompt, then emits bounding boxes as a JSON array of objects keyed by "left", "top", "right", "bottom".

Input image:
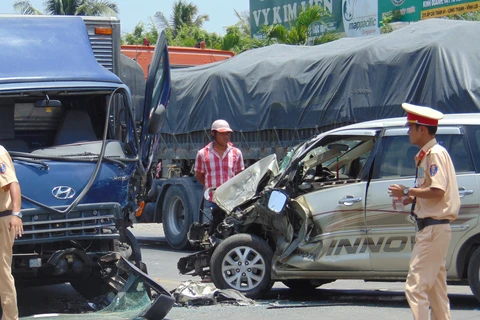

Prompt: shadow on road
[{"left": 260, "top": 287, "right": 478, "bottom": 312}]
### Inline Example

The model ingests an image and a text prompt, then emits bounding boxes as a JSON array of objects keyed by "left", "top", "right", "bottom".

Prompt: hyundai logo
[{"left": 52, "top": 186, "right": 76, "bottom": 200}]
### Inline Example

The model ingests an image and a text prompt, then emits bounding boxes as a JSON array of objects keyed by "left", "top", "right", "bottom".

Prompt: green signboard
[
  {"left": 378, "top": 0, "right": 480, "bottom": 23},
  {"left": 249, "top": 0, "right": 343, "bottom": 38},
  {"left": 250, "top": 0, "right": 480, "bottom": 38}
]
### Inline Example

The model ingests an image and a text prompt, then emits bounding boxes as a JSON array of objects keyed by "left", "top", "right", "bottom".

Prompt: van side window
[
  {"left": 375, "top": 133, "right": 473, "bottom": 179},
  {"left": 465, "top": 125, "right": 480, "bottom": 173},
  {"left": 438, "top": 134, "right": 474, "bottom": 173},
  {"left": 376, "top": 136, "right": 413, "bottom": 179}
]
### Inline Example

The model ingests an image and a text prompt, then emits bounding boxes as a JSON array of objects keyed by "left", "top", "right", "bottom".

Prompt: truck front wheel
[{"left": 162, "top": 185, "right": 192, "bottom": 250}]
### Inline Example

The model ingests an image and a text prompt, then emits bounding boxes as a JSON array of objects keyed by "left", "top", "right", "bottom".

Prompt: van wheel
[
  {"left": 210, "top": 234, "right": 273, "bottom": 299},
  {"left": 468, "top": 247, "right": 480, "bottom": 303},
  {"left": 162, "top": 185, "right": 192, "bottom": 250}
]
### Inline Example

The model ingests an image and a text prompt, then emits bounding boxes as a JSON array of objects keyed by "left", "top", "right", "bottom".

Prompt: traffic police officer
[
  {"left": 388, "top": 103, "right": 460, "bottom": 320},
  {"left": 0, "top": 145, "right": 23, "bottom": 320}
]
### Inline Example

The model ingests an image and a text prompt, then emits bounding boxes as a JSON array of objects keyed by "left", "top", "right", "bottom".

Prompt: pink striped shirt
[{"left": 195, "top": 142, "right": 244, "bottom": 201}]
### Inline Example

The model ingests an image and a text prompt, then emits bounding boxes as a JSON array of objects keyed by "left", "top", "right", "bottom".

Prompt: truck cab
[{"left": 1, "top": 15, "right": 170, "bottom": 300}]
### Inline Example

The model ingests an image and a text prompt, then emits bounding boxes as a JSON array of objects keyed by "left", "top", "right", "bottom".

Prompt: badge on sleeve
[
  {"left": 0, "top": 163, "right": 6, "bottom": 174},
  {"left": 430, "top": 164, "right": 438, "bottom": 176}
]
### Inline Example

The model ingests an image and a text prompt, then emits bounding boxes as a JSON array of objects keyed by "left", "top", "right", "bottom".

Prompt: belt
[
  {"left": 416, "top": 217, "right": 450, "bottom": 232},
  {"left": 0, "top": 210, "right": 12, "bottom": 218}
]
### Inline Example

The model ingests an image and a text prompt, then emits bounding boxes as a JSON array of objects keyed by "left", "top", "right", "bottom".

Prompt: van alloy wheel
[
  {"left": 468, "top": 247, "right": 480, "bottom": 303},
  {"left": 210, "top": 234, "right": 273, "bottom": 299}
]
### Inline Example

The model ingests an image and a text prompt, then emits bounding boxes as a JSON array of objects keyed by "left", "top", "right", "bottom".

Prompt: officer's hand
[
  {"left": 388, "top": 184, "right": 406, "bottom": 198},
  {"left": 403, "top": 196, "right": 414, "bottom": 205},
  {"left": 9, "top": 216, "right": 24, "bottom": 239}
]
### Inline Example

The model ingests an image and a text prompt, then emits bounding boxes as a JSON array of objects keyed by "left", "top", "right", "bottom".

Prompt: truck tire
[
  {"left": 162, "top": 185, "right": 192, "bottom": 250},
  {"left": 210, "top": 234, "right": 273, "bottom": 299},
  {"left": 468, "top": 247, "right": 480, "bottom": 303}
]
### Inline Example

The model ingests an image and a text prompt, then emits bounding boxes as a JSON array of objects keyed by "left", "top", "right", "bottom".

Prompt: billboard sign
[
  {"left": 379, "top": 0, "right": 480, "bottom": 23},
  {"left": 342, "top": 0, "right": 380, "bottom": 37},
  {"left": 249, "top": 0, "right": 342, "bottom": 38},
  {"left": 249, "top": 0, "right": 480, "bottom": 39}
]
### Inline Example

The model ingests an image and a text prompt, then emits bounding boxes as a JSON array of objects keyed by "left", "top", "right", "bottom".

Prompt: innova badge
[{"left": 52, "top": 186, "right": 76, "bottom": 199}]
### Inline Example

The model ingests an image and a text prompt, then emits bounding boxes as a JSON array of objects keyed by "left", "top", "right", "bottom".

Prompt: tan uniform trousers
[
  {"left": 406, "top": 223, "right": 451, "bottom": 320},
  {"left": 0, "top": 216, "right": 18, "bottom": 320}
]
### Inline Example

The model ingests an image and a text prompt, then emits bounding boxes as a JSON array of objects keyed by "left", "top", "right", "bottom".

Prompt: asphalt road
[
  {"left": 12, "top": 223, "right": 480, "bottom": 320},
  {"left": 132, "top": 223, "right": 480, "bottom": 320}
]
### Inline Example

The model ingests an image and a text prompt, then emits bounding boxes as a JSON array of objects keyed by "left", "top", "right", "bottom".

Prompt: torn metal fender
[
  {"left": 277, "top": 199, "right": 311, "bottom": 262},
  {"left": 214, "top": 154, "right": 278, "bottom": 214}
]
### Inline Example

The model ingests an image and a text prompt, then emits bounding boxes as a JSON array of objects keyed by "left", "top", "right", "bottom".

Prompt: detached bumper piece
[
  {"left": 177, "top": 248, "right": 213, "bottom": 279},
  {"left": 115, "top": 257, "right": 175, "bottom": 319},
  {"left": 21, "top": 257, "right": 174, "bottom": 320}
]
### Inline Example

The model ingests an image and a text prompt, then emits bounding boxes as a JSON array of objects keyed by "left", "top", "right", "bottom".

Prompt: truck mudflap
[{"left": 21, "top": 257, "right": 175, "bottom": 320}]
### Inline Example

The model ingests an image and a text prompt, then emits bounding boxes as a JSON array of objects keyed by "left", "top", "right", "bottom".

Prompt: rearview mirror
[
  {"left": 267, "top": 190, "right": 288, "bottom": 214},
  {"left": 148, "top": 104, "right": 166, "bottom": 135},
  {"left": 35, "top": 99, "right": 62, "bottom": 107}
]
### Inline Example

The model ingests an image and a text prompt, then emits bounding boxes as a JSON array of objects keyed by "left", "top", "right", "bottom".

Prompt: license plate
[{"left": 29, "top": 258, "right": 42, "bottom": 268}]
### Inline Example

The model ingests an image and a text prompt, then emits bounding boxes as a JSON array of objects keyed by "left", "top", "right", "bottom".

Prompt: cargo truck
[{"left": 132, "top": 19, "right": 480, "bottom": 251}]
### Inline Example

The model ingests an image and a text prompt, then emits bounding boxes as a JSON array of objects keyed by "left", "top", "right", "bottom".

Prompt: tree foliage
[
  {"left": 154, "top": 0, "right": 209, "bottom": 37},
  {"left": 122, "top": 19, "right": 159, "bottom": 46},
  {"left": 262, "top": 5, "right": 342, "bottom": 45},
  {"left": 13, "top": 0, "right": 119, "bottom": 16},
  {"left": 126, "top": 1, "right": 259, "bottom": 54},
  {"left": 447, "top": 11, "right": 480, "bottom": 21},
  {"left": 380, "top": 10, "right": 402, "bottom": 34},
  {"left": 220, "top": 10, "right": 267, "bottom": 53}
]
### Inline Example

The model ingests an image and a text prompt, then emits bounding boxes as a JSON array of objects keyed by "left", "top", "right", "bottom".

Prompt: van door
[
  {"left": 139, "top": 30, "right": 171, "bottom": 172},
  {"left": 282, "top": 129, "right": 378, "bottom": 271},
  {"left": 366, "top": 127, "right": 479, "bottom": 272}
]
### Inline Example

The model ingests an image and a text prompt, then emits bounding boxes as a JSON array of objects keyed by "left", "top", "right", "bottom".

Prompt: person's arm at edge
[
  {"left": 388, "top": 183, "right": 444, "bottom": 200},
  {"left": 194, "top": 149, "right": 206, "bottom": 186},
  {"left": 235, "top": 150, "right": 245, "bottom": 174},
  {"left": 8, "top": 181, "right": 24, "bottom": 238},
  {"left": 196, "top": 171, "right": 206, "bottom": 187},
  {"left": 408, "top": 186, "right": 444, "bottom": 199}
]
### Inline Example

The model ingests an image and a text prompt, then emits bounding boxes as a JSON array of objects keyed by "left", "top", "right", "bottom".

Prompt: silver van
[{"left": 179, "top": 114, "right": 480, "bottom": 301}]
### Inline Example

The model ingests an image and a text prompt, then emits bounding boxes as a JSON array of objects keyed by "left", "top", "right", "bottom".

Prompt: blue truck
[{"left": 1, "top": 15, "right": 170, "bottom": 304}]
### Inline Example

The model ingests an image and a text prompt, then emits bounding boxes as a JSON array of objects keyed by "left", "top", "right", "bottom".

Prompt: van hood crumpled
[{"left": 213, "top": 154, "right": 279, "bottom": 214}]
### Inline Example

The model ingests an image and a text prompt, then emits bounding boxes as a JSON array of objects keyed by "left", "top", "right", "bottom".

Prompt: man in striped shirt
[{"left": 195, "top": 119, "right": 244, "bottom": 233}]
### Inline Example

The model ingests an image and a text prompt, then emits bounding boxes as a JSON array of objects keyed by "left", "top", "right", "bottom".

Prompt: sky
[{"left": 0, "top": 0, "right": 250, "bottom": 35}]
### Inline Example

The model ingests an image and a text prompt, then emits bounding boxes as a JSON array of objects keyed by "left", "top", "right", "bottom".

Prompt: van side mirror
[
  {"left": 147, "top": 104, "right": 165, "bottom": 135},
  {"left": 267, "top": 190, "right": 288, "bottom": 214}
]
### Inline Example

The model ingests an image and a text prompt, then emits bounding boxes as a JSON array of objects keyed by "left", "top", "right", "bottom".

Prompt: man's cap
[
  {"left": 211, "top": 119, "right": 233, "bottom": 132},
  {"left": 402, "top": 103, "right": 444, "bottom": 126}
]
